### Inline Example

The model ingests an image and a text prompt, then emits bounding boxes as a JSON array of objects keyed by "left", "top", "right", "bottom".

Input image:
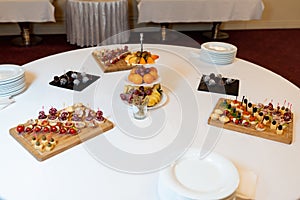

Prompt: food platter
[
  {"left": 208, "top": 98, "right": 293, "bottom": 144},
  {"left": 92, "top": 46, "right": 134, "bottom": 73},
  {"left": 9, "top": 104, "right": 114, "bottom": 161}
]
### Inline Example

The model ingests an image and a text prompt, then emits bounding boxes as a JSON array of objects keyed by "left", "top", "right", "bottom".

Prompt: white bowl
[{"left": 201, "top": 42, "right": 237, "bottom": 55}]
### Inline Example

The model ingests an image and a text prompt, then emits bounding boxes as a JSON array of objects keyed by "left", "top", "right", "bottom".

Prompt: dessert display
[
  {"left": 120, "top": 64, "right": 165, "bottom": 109},
  {"left": 198, "top": 73, "right": 239, "bottom": 96},
  {"left": 10, "top": 103, "right": 114, "bottom": 161},
  {"left": 208, "top": 97, "right": 293, "bottom": 144},
  {"left": 92, "top": 46, "right": 134, "bottom": 73},
  {"left": 49, "top": 71, "right": 100, "bottom": 91},
  {"left": 124, "top": 51, "right": 159, "bottom": 65}
]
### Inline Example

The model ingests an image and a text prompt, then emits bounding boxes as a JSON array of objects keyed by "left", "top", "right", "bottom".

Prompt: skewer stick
[{"left": 140, "top": 33, "right": 144, "bottom": 53}]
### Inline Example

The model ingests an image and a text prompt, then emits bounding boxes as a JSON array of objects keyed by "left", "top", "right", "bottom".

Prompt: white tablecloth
[
  {"left": 0, "top": 44, "right": 299, "bottom": 200},
  {"left": 0, "top": 0, "right": 55, "bottom": 23},
  {"left": 66, "top": 0, "right": 129, "bottom": 47},
  {"left": 137, "top": 0, "right": 264, "bottom": 23}
]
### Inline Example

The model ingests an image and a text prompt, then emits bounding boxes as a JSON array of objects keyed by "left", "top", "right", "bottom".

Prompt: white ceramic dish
[
  {"left": 158, "top": 149, "right": 239, "bottom": 200},
  {"left": 0, "top": 64, "right": 25, "bottom": 83},
  {"left": 201, "top": 42, "right": 237, "bottom": 54}
]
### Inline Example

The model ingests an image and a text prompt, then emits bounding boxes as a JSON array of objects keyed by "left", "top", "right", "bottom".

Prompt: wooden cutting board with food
[
  {"left": 208, "top": 97, "right": 293, "bottom": 144},
  {"left": 10, "top": 103, "right": 114, "bottom": 161}
]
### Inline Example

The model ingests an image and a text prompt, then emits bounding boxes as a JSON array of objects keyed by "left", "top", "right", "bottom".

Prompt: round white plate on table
[{"left": 158, "top": 149, "right": 239, "bottom": 200}]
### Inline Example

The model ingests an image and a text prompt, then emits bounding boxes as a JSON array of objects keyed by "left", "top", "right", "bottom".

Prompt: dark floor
[{"left": 0, "top": 29, "right": 299, "bottom": 88}]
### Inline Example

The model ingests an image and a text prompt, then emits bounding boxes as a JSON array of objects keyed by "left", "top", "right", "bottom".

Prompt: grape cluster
[
  {"left": 38, "top": 111, "right": 47, "bottom": 120},
  {"left": 96, "top": 110, "right": 104, "bottom": 121},
  {"left": 59, "top": 111, "right": 69, "bottom": 121}
]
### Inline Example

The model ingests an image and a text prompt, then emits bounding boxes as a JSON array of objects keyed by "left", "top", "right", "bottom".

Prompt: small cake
[
  {"left": 219, "top": 115, "right": 230, "bottom": 123},
  {"left": 255, "top": 122, "right": 266, "bottom": 131},
  {"left": 31, "top": 136, "right": 38, "bottom": 145},
  {"left": 249, "top": 115, "right": 258, "bottom": 125},
  {"left": 247, "top": 102, "right": 253, "bottom": 113},
  {"left": 262, "top": 116, "right": 270, "bottom": 125},
  {"left": 242, "top": 111, "right": 251, "bottom": 119},
  {"left": 34, "top": 141, "right": 43, "bottom": 151},
  {"left": 230, "top": 100, "right": 240, "bottom": 108},
  {"left": 45, "top": 143, "right": 54, "bottom": 151},
  {"left": 257, "top": 112, "right": 264, "bottom": 121},
  {"left": 276, "top": 125, "right": 283, "bottom": 135},
  {"left": 49, "top": 137, "right": 56, "bottom": 145},
  {"left": 270, "top": 120, "right": 277, "bottom": 130},
  {"left": 41, "top": 135, "right": 48, "bottom": 145},
  {"left": 211, "top": 113, "right": 220, "bottom": 120}
]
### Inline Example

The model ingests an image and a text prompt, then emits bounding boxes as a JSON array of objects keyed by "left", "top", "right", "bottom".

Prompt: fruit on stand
[
  {"left": 125, "top": 51, "right": 159, "bottom": 65},
  {"left": 120, "top": 84, "right": 162, "bottom": 107},
  {"left": 128, "top": 66, "right": 159, "bottom": 84}
]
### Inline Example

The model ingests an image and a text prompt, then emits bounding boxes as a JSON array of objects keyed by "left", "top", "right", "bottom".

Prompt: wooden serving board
[
  {"left": 92, "top": 51, "right": 133, "bottom": 73},
  {"left": 10, "top": 119, "right": 114, "bottom": 161},
  {"left": 208, "top": 98, "right": 293, "bottom": 144}
]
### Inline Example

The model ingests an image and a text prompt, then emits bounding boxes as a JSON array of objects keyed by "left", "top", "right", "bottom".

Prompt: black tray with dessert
[
  {"left": 49, "top": 71, "right": 100, "bottom": 91},
  {"left": 198, "top": 73, "right": 239, "bottom": 96}
]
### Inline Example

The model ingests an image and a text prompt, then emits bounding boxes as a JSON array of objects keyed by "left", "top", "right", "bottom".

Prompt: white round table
[{"left": 0, "top": 44, "right": 299, "bottom": 200}]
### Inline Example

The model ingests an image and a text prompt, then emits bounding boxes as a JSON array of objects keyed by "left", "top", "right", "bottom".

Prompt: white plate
[
  {"left": 159, "top": 149, "right": 239, "bottom": 200},
  {"left": 0, "top": 64, "right": 25, "bottom": 83},
  {"left": 0, "top": 83, "right": 26, "bottom": 97},
  {"left": 0, "top": 77, "right": 25, "bottom": 90},
  {"left": 0, "top": 82, "right": 26, "bottom": 95}
]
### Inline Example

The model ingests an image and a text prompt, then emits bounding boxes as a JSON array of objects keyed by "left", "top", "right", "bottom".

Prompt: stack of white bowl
[
  {"left": 200, "top": 42, "right": 237, "bottom": 65},
  {"left": 157, "top": 149, "right": 240, "bottom": 200},
  {"left": 0, "top": 64, "right": 26, "bottom": 97}
]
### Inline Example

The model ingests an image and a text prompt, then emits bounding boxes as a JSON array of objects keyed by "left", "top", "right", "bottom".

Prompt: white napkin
[
  {"left": 0, "top": 97, "right": 15, "bottom": 110},
  {"left": 236, "top": 168, "right": 258, "bottom": 200}
]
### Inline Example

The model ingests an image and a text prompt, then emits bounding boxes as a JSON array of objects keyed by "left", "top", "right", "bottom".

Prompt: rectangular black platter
[
  {"left": 49, "top": 71, "right": 100, "bottom": 91},
  {"left": 198, "top": 75, "right": 239, "bottom": 96}
]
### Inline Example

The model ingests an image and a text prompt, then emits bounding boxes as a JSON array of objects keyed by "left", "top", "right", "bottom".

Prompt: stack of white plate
[
  {"left": 200, "top": 42, "right": 237, "bottom": 65},
  {"left": 158, "top": 149, "right": 239, "bottom": 200},
  {"left": 0, "top": 64, "right": 26, "bottom": 97}
]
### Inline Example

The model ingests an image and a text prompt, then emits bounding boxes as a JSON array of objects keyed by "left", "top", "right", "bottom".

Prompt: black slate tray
[
  {"left": 197, "top": 75, "right": 239, "bottom": 96},
  {"left": 49, "top": 71, "right": 100, "bottom": 91}
]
